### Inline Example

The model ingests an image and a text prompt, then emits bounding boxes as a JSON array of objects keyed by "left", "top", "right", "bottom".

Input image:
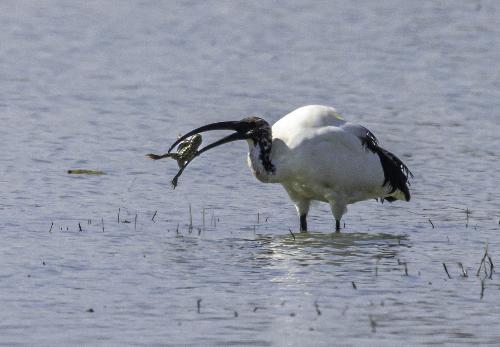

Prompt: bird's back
[{"left": 272, "top": 105, "right": 345, "bottom": 142}]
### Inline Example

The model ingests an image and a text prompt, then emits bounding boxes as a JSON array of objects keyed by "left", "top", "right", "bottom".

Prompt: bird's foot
[{"left": 335, "top": 219, "right": 341, "bottom": 233}]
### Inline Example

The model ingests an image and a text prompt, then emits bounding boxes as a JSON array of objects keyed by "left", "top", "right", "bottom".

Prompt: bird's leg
[
  {"left": 283, "top": 186, "right": 310, "bottom": 232},
  {"left": 300, "top": 214, "right": 308, "bottom": 232},
  {"left": 295, "top": 200, "right": 310, "bottom": 233},
  {"left": 330, "top": 200, "right": 346, "bottom": 233}
]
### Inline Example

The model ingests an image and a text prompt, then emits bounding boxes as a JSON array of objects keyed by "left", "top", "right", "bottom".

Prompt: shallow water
[{"left": 1, "top": 1, "right": 500, "bottom": 346}]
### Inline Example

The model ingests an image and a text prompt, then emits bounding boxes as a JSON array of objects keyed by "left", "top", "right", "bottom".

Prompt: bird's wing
[
  {"left": 342, "top": 123, "right": 413, "bottom": 201},
  {"left": 274, "top": 124, "right": 386, "bottom": 193}
]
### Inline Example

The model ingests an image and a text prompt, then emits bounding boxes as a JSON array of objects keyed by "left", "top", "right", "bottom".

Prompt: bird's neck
[{"left": 247, "top": 139, "right": 276, "bottom": 183}]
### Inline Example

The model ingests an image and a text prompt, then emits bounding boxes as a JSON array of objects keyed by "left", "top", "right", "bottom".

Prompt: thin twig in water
[
  {"left": 78, "top": 222, "right": 82, "bottom": 232},
  {"left": 189, "top": 204, "right": 193, "bottom": 232},
  {"left": 428, "top": 219, "right": 434, "bottom": 229},
  {"left": 151, "top": 210, "right": 157, "bottom": 222},
  {"left": 197, "top": 299, "right": 202, "bottom": 313},
  {"left": 480, "top": 278, "right": 485, "bottom": 299},
  {"left": 210, "top": 211, "right": 217, "bottom": 227},
  {"left": 314, "top": 301, "right": 321, "bottom": 316},
  {"left": 476, "top": 244, "right": 489, "bottom": 277},
  {"left": 458, "top": 262, "right": 468, "bottom": 277},
  {"left": 289, "top": 228, "right": 296, "bottom": 240},
  {"left": 369, "top": 315, "right": 377, "bottom": 333},
  {"left": 443, "top": 263, "right": 452, "bottom": 279},
  {"left": 487, "top": 255, "right": 494, "bottom": 280}
]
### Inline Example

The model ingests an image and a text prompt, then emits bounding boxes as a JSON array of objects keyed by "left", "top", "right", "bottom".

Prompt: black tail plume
[{"left": 361, "top": 131, "right": 413, "bottom": 201}]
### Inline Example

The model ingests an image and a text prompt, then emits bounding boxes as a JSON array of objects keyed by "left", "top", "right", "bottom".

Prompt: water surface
[{"left": 1, "top": 1, "right": 500, "bottom": 346}]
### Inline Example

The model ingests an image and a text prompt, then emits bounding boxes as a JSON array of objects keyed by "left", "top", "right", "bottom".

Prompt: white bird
[{"left": 165, "top": 105, "right": 413, "bottom": 232}]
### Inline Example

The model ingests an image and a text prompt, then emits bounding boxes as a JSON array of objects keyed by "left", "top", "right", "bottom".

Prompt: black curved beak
[
  {"left": 166, "top": 120, "right": 251, "bottom": 189},
  {"left": 168, "top": 121, "right": 248, "bottom": 154}
]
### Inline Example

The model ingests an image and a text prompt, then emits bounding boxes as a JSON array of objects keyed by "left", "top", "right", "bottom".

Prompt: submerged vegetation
[{"left": 67, "top": 169, "right": 106, "bottom": 175}]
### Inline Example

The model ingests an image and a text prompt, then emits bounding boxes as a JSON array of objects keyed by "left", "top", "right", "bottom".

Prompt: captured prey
[{"left": 147, "top": 134, "right": 202, "bottom": 188}]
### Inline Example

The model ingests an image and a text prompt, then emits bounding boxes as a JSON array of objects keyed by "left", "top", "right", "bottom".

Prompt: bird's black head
[
  {"left": 169, "top": 116, "right": 271, "bottom": 154},
  {"left": 238, "top": 117, "right": 272, "bottom": 145}
]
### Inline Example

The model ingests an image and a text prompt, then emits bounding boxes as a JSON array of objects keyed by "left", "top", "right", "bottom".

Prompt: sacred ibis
[{"left": 164, "top": 105, "right": 413, "bottom": 232}]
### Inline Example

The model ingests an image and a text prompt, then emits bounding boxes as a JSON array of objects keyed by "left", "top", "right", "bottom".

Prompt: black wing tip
[
  {"left": 361, "top": 131, "right": 413, "bottom": 203},
  {"left": 401, "top": 185, "right": 411, "bottom": 202}
]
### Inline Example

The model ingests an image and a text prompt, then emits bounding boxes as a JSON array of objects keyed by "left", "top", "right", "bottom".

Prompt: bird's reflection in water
[{"left": 247, "top": 231, "right": 410, "bottom": 269}]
